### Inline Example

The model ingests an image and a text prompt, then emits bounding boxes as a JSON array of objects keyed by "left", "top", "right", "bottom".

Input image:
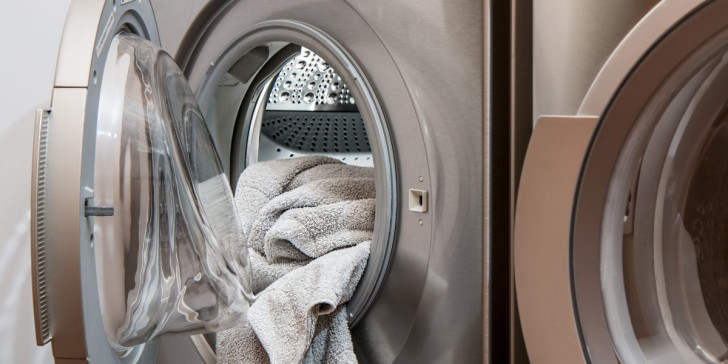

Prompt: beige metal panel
[
  {"left": 54, "top": 0, "right": 104, "bottom": 87},
  {"left": 44, "top": 88, "right": 88, "bottom": 359},
  {"left": 533, "top": 0, "right": 658, "bottom": 121},
  {"left": 514, "top": 116, "right": 598, "bottom": 363},
  {"left": 578, "top": 0, "right": 703, "bottom": 116}
]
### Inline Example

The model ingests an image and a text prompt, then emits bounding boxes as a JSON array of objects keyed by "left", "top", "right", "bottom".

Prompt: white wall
[{"left": 0, "top": 1, "right": 72, "bottom": 362}]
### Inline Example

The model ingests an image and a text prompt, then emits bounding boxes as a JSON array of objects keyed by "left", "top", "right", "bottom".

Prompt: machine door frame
[{"left": 31, "top": 0, "right": 160, "bottom": 362}]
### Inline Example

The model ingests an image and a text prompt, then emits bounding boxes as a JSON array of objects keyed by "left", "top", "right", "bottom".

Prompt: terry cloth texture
[{"left": 217, "top": 156, "right": 374, "bottom": 364}]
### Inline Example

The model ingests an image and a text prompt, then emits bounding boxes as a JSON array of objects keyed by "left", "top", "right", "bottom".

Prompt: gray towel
[
  {"left": 216, "top": 315, "right": 270, "bottom": 364},
  {"left": 235, "top": 156, "right": 373, "bottom": 239},
  {"left": 265, "top": 198, "right": 375, "bottom": 261},
  {"left": 249, "top": 249, "right": 305, "bottom": 294},
  {"left": 217, "top": 242, "right": 370, "bottom": 364},
  {"left": 252, "top": 180, "right": 374, "bottom": 261},
  {"left": 237, "top": 158, "right": 374, "bottom": 261},
  {"left": 218, "top": 156, "right": 374, "bottom": 363},
  {"left": 302, "top": 307, "right": 357, "bottom": 364},
  {"left": 217, "top": 306, "right": 357, "bottom": 364},
  {"left": 249, "top": 242, "right": 369, "bottom": 364}
]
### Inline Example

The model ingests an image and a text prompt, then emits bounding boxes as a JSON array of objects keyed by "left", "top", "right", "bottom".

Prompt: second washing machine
[{"left": 516, "top": 0, "right": 728, "bottom": 362}]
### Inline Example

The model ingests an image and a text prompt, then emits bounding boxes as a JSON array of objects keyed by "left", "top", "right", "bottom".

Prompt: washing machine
[
  {"left": 515, "top": 0, "right": 728, "bottom": 362},
  {"left": 29, "top": 0, "right": 485, "bottom": 362}
]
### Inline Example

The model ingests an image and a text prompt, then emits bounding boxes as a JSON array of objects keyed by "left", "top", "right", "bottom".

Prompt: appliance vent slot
[{"left": 31, "top": 109, "right": 51, "bottom": 345}]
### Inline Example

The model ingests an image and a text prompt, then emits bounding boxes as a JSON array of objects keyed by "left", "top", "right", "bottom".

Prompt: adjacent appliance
[{"left": 516, "top": 0, "right": 728, "bottom": 362}]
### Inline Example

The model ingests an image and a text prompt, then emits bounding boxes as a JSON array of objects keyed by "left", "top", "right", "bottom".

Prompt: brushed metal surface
[
  {"left": 340, "top": 1, "right": 483, "bottom": 362},
  {"left": 533, "top": 0, "right": 658, "bottom": 121},
  {"left": 578, "top": 0, "right": 703, "bottom": 116},
  {"left": 147, "top": 0, "right": 208, "bottom": 59}
]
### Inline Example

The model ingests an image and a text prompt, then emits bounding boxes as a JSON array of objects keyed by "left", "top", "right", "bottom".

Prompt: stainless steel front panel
[{"left": 533, "top": 0, "right": 658, "bottom": 120}]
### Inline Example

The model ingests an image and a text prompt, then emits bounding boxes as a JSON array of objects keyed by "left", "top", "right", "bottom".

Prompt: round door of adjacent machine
[{"left": 516, "top": 0, "right": 728, "bottom": 363}]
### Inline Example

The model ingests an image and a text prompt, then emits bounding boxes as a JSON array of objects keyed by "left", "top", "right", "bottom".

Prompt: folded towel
[{"left": 218, "top": 156, "right": 375, "bottom": 363}]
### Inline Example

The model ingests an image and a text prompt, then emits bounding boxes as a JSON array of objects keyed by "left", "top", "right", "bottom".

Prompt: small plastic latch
[{"left": 408, "top": 189, "right": 428, "bottom": 213}]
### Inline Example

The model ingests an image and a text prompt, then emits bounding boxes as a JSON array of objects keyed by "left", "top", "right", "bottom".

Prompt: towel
[
  {"left": 234, "top": 156, "right": 374, "bottom": 239},
  {"left": 265, "top": 198, "right": 375, "bottom": 261},
  {"left": 302, "top": 307, "right": 357, "bottom": 364},
  {"left": 216, "top": 243, "right": 368, "bottom": 364},
  {"left": 248, "top": 242, "right": 369, "bottom": 364},
  {"left": 250, "top": 179, "right": 374, "bottom": 261},
  {"left": 248, "top": 250, "right": 305, "bottom": 294},
  {"left": 217, "top": 156, "right": 374, "bottom": 364}
]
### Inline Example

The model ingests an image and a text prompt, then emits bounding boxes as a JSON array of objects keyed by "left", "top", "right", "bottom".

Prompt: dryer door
[
  {"left": 30, "top": 2, "right": 253, "bottom": 362},
  {"left": 516, "top": 0, "right": 728, "bottom": 363}
]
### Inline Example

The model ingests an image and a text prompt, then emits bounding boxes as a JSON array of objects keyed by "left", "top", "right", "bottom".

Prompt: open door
[{"left": 30, "top": 2, "right": 253, "bottom": 362}]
